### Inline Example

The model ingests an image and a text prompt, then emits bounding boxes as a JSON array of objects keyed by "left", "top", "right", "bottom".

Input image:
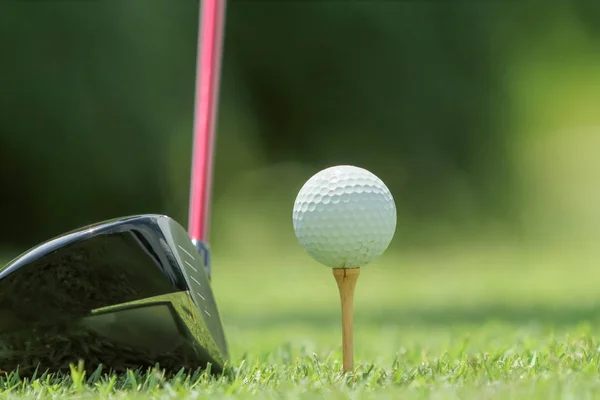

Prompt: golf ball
[{"left": 292, "top": 165, "right": 397, "bottom": 268}]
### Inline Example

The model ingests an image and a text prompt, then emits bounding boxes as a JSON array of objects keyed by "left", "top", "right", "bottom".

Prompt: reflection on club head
[
  {"left": 0, "top": 215, "right": 228, "bottom": 376},
  {"left": 0, "top": 293, "right": 225, "bottom": 375}
]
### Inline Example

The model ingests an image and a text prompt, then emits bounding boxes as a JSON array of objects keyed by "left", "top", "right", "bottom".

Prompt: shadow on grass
[{"left": 229, "top": 303, "right": 600, "bottom": 328}]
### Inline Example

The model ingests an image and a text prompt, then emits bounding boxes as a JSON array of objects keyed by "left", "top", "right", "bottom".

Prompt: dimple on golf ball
[{"left": 292, "top": 165, "right": 397, "bottom": 268}]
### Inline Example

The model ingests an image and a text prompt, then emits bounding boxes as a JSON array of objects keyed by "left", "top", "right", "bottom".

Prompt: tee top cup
[{"left": 292, "top": 165, "right": 397, "bottom": 373}]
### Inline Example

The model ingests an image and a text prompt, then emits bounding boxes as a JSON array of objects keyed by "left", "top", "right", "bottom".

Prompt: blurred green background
[{"left": 2, "top": 1, "right": 600, "bottom": 363}]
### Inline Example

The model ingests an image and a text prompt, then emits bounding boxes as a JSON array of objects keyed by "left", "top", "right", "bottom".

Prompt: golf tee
[{"left": 333, "top": 267, "right": 360, "bottom": 373}]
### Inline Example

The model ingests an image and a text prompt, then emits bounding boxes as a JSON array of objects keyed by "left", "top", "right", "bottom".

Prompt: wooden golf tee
[{"left": 333, "top": 267, "right": 360, "bottom": 373}]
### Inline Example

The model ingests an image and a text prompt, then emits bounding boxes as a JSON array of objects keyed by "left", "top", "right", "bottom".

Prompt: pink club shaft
[{"left": 188, "top": 0, "right": 227, "bottom": 243}]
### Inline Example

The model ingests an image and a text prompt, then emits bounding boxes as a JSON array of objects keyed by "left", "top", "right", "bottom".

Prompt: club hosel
[{"left": 191, "top": 239, "right": 212, "bottom": 280}]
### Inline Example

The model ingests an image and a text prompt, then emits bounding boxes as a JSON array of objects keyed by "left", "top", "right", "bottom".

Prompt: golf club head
[{"left": 0, "top": 214, "right": 228, "bottom": 376}]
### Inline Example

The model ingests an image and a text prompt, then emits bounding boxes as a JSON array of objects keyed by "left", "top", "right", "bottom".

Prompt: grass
[{"left": 2, "top": 239, "right": 600, "bottom": 399}]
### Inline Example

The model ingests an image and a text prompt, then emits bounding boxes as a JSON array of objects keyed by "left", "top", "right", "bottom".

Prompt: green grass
[{"left": 3, "top": 241, "right": 600, "bottom": 399}]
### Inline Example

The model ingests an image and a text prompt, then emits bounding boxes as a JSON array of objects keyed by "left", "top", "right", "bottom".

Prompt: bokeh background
[{"left": 2, "top": 1, "right": 600, "bottom": 362}]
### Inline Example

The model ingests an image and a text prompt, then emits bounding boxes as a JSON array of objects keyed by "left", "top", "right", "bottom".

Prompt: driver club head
[{"left": 0, "top": 214, "right": 228, "bottom": 376}]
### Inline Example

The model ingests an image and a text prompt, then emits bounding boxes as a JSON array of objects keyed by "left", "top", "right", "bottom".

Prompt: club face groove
[{"left": 0, "top": 214, "right": 228, "bottom": 376}]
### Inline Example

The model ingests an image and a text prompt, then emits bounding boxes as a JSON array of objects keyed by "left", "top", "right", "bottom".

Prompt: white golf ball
[{"left": 292, "top": 165, "right": 397, "bottom": 268}]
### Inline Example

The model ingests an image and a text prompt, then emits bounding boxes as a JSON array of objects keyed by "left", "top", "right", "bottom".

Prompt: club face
[{"left": 0, "top": 214, "right": 228, "bottom": 375}]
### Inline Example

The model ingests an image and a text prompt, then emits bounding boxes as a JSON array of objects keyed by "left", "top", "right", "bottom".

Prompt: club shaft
[{"left": 188, "top": 0, "right": 227, "bottom": 243}]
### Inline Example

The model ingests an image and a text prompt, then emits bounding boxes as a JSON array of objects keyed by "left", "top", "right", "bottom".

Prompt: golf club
[{"left": 0, "top": 0, "right": 228, "bottom": 376}]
